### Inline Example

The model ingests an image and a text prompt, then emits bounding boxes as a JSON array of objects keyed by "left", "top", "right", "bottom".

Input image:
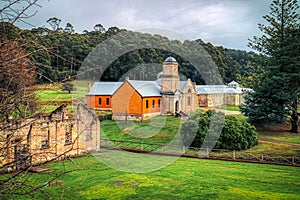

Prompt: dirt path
[{"left": 259, "top": 138, "right": 300, "bottom": 147}]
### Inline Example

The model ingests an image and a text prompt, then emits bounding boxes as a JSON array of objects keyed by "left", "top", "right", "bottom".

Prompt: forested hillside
[{"left": 1, "top": 21, "right": 268, "bottom": 86}]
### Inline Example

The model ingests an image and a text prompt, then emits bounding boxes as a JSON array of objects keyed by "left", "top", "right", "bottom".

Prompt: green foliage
[
  {"left": 245, "top": 0, "right": 300, "bottom": 132},
  {"left": 5, "top": 20, "right": 267, "bottom": 85},
  {"left": 181, "top": 111, "right": 258, "bottom": 150},
  {"left": 61, "top": 82, "right": 76, "bottom": 93},
  {"left": 241, "top": 75, "right": 293, "bottom": 126}
]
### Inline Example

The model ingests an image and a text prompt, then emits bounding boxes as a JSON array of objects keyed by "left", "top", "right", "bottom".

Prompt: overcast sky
[{"left": 15, "top": 0, "right": 273, "bottom": 51}]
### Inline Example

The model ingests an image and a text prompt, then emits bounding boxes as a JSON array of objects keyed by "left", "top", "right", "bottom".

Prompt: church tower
[
  {"left": 160, "top": 57, "right": 181, "bottom": 115},
  {"left": 160, "top": 57, "right": 180, "bottom": 93}
]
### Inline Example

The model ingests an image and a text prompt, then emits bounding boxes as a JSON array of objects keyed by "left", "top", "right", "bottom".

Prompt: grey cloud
[{"left": 17, "top": 0, "right": 272, "bottom": 50}]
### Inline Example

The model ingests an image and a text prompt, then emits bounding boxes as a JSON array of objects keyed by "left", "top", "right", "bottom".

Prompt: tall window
[
  {"left": 152, "top": 100, "right": 155, "bottom": 108},
  {"left": 188, "top": 88, "right": 191, "bottom": 93},
  {"left": 158, "top": 99, "right": 160, "bottom": 108},
  {"left": 98, "top": 98, "right": 102, "bottom": 105},
  {"left": 188, "top": 97, "right": 191, "bottom": 106},
  {"left": 146, "top": 100, "right": 149, "bottom": 109},
  {"left": 86, "top": 124, "right": 93, "bottom": 141},
  {"left": 106, "top": 98, "right": 110, "bottom": 105},
  {"left": 65, "top": 124, "right": 73, "bottom": 145},
  {"left": 41, "top": 129, "right": 50, "bottom": 149}
]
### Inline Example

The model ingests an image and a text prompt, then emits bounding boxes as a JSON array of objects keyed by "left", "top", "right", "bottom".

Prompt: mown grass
[
  {"left": 101, "top": 116, "right": 181, "bottom": 144},
  {"left": 248, "top": 142, "right": 300, "bottom": 155},
  {"left": 36, "top": 81, "right": 89, "bottom": 102},
  {"left": 100, "top": 116, "right": 300, "bottom": 155},
  {"left": 39, "top": 105, "right": 76, "bottom": 114},
  {"left": 259, "top": 133, "right": 300, "bottom": 145},
  {"left": 219, "top": 105, "right": 240, "bottom": 111},
  {"left": 8, "top": 155, "right": 300, "bottom": 200},
  {"left": 257, "top": 122, "right": 300, "bottom": 145},
  {"left": 230, "top": 114, "right": 248, "bottom": 121}
]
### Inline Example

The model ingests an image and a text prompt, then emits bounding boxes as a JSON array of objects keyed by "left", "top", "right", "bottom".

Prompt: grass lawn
[
  {"left": 100, "top": 116, "right": 300, "bottom": 155},
  {"left": 9, "top": 155, "right": 300, "bottom": 200},
  {"left": 39, "top": 105, "right": 76, "bottom": 114},
  {"left": 219, "top": 105, "right": 240, "bottom": 111},
  {"left": 259, "top": 134, "right": 300, "bottom": 145},
  {"left": 230, "top": 114, "right": 248, "bottom": 121},
  {"left": 101, "top": 116, "right": 181, "bottom": 144},
  {"left": 248, "top": 142, "right": 300, "bottom": 155},
  {"left": 36, "top": 81, "right": 89, "bottom": 102},
  {"left": 257, "top": 122, "right": 300, "bottom": 145}
]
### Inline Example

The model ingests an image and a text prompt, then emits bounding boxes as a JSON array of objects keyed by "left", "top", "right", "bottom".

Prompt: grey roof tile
[
  {"left": 128, "top": 80, "right": 162, "bottom": 97},
  {"left": 87, "top": 82, "right": 123, "bottom": 95}
]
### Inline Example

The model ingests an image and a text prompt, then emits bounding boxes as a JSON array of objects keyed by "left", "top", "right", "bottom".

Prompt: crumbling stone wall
[{"left": 0, "top": 104, "right": 100, "bottom": 170}]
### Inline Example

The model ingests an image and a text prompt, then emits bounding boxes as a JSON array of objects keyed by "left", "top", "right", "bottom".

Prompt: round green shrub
[{"left": 181, "top": 110, "right": 258, "bottom": 150}]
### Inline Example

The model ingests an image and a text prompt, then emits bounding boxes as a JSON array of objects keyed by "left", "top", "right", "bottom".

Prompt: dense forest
[{"left": 1, "top": 19, "right": 268, "bottom": 87}]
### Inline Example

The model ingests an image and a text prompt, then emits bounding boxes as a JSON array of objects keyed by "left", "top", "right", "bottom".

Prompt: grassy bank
[{"left": 10, "top": 155, "right": 300, "bottom": 200}]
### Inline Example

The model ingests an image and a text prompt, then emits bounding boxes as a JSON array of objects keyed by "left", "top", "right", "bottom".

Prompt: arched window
[{"left": 187, "top": 88, "right": 191, "bottom": 93}]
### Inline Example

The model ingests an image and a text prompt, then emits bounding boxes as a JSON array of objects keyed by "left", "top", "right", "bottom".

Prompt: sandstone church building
[{"left": 86, "top": 57, "right": 249, "bottom": 120}]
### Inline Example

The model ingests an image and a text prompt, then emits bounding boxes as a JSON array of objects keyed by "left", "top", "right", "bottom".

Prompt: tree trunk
[{"left": 290, "top": 99, "right": 298, "bottom": 133}]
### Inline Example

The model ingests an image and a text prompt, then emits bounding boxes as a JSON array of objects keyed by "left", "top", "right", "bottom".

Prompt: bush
[
  {"left": 181, "top": 110, "right": 258, "bottom": 150},
  {"left": 61, "top": 82, "right": 76, "bottom": 93}
]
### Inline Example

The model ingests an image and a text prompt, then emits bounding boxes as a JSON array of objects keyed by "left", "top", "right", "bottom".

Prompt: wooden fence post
[
  {"left": 261, "top": 153, "right": 264, "bottom": 162},
  {"left": 141, "top": 142, "right": 144, "bottom": 151},
  {"left": 233, "top": 150, "right": 236, "bottom": 160},
  {"left": 206, "top": 148, "right": 209, "bottom": 158},
  {"left": 292, "top": 156, "right": 295, "bottom": 165}
]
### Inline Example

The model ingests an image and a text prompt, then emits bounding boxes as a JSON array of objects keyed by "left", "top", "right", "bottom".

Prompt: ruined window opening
[
  {"left": 65, "top": 124, "right": 73, "bottom": 145},
  {"left": 41, "top": 129, "right": 50, "bottom": 149},
  {"left": 85, "top": 125, "right": 93, "bottom": 141}
]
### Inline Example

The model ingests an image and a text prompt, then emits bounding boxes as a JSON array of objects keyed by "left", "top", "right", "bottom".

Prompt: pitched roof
[
  {"left": 87, "top": 82, "right": 123, "bottom": 96},
  {"left": 180, "top": 81, "right": 188, "bottom": 92},
  {"left": 196, "top": 85, "right": 243, "bottom": 94},
  {"left": 228, "top": 80, "right": 239, "bottom": 86},
  {"left": 127, "top": 80, "right": 162, "bottom": 97}
]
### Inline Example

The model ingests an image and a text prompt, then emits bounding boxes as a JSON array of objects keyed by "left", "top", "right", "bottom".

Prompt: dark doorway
[
  {"left": 175, "top": 101, "right": 179, "bottom": 113},
  {"left": 14, "top": 141, "right": 31, "bottom": 170}
]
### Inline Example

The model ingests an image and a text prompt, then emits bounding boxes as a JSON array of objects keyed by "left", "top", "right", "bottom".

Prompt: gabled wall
[{"left": 112, "top": 82, "right": 142, "bottom": 119}]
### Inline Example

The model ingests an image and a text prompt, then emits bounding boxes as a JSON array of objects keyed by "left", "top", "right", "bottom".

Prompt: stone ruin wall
[{"left": 0, "top": 104, "right": 100, "bottom": 169}]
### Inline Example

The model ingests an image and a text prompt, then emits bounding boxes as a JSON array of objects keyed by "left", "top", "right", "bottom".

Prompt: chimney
[
  {"left": 125, "top": 76, "right": 130, "bottom": 81},
  {"left": 88, "top": 82, "right": 91, "bottom": 92}
]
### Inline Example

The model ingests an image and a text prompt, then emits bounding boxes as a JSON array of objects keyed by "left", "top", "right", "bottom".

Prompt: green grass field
[
  {"left": 12, "top": 155, "right": 300, "bottom": 200},
  {"left": 101, "top": 116, "right": 181, "bottom": 144},
  {"left": 219, "top": 105, "right": 240, "bottom": 111},
  {"left": 100, "top": 116, "right": 300, "bottom": 155},
  {"left": 259, "top": 133, "right": 300, "bottom": 144},
  {"left": 36, "top": 81, "right": 89, "bottom": 102}
]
